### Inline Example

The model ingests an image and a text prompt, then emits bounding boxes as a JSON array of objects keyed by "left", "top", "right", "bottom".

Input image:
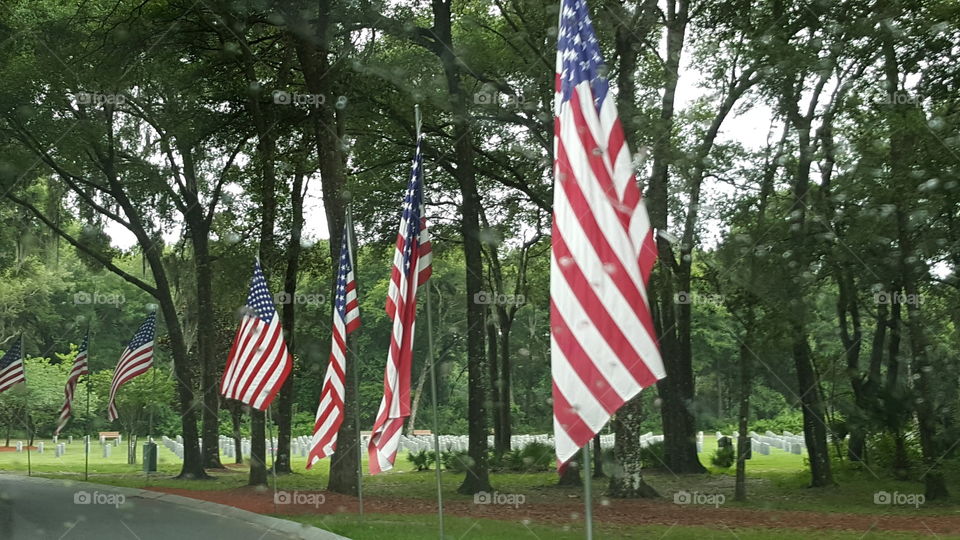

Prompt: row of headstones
[
  {"left": 50, "top": 434, "right": 122, "bottom": 445},
  {"left": 13, "top": 436, "right": 124, "bottom": 458},
  {"left": 709, "top": 430, "right": 806, "bottom": 455}
]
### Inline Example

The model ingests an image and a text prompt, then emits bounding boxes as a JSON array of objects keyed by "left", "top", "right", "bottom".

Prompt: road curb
[{"left": 4, "top": 475, "right": 349, "bottom": 540}]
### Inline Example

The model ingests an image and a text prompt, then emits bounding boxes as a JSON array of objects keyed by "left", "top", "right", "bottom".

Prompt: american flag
[
  {"left": 368, "top": 132, "right": 433, "bottom": 474},
  {"left": 307, "top": 218, "right": 361, "bottom": 468},
  {"left": 220, "top": 261, "right": 292, "bottom": 410},
  {"left": 551, "top": 0, "right": 665, "bottom": 466},
  {"left": 55, "top": 333, "right": 89, "bottom": 435},
  {"left": 108, "top": 313, "right": 156, "bottom": 421},
  {"left": 0, "top": 336, "right": 26, "bottom": 394}
]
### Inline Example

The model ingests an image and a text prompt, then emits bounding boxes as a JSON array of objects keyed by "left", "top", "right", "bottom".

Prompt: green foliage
[
  {"left": 440, "top": 450, "right": 472, "bottom": 473},
  {"left": 711, "top": 438, "right": 735, "bottom": 469},
  {"left": 406, "top": 449, "right": 437, "bottom": 471}
]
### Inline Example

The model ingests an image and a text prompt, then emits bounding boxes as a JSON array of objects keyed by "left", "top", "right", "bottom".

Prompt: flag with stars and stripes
[
  {"left": 55, "top": 332, "right": 89, "bottom": 435},
  {"left": 368, "top": 132, "right": 433, "bottom": 474},
  {"left": 551, "top": 0, "right": 665, "bottom": 466},
  {"left": 307, "top": 215, "right": 361, "bottom": 468},
  {"left": 0, "top": 336, "right": 26, "bottom": 394},
  {"left": 220, "top": 261, "right": 293, "bottom": 410},
  {"left": 108, "top": 313, "right": 155, "bottom": 421}
]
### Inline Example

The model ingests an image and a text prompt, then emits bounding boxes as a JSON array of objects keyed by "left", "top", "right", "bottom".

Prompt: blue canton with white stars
[
  {"left": 0, "top": 338, "right": 22, "bottom": 369},
  {"left": 558, "top": 0, "right": 610, "bottom": 112},
  {"left": 401, "top": 135, "right": 426, "bottom": 275},
  {"left": 335, "top": 226, "right": 353, "bottom": 318},
  {"left": 247, "top": 262, "right": 277, "bottom": 321},
  {"left": 128, "top": 312, "right": 157, "bottom": 349}
]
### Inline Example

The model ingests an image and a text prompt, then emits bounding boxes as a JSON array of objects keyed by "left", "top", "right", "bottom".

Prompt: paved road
[{"left": 0, "top": 475, "right": 341, "bottom": 540}]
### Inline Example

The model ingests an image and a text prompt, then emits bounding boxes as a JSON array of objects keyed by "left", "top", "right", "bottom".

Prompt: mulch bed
[
  {"left": 145, "top": 486, "right": 960, "bottom": 535},
  {"left": 0, "top": 446, "right": 37, "bottom": 452}
]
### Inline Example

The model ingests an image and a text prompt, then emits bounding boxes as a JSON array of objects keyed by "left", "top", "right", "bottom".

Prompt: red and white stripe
[
  {"left": 220, "top": 261, "right": 293, "bottom": 410},
  {"left": 551, "top": 0, "right": 665, "bottom": 466},
  {"left": 55, "top": 337, "right": 89, "bottom": 435},
  {"left": 108, "top": 315, "right": 156, "bottom": 422},
  {"left": 368, "top": 137, "right": 432, "bottom": 474},
  {"left": 307, "top": 223, "right": 361, "bottom": 468}
]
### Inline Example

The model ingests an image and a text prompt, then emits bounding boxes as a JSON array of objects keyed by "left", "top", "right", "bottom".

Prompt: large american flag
[
  {"left": 368, "top": 133, "right": 433, "bottom": 474},
  {"left": 551, "top": 0, "right": 666, "bottom": 466},
  {"left": 220, "top": 261, "right": 292, "bottom": 410},
  {"left": 307, "top": 218, "right": 361, "bottom": 468},
  {"left": 108, "top": 313, "right": 156, "bottom": 421},
  {"left": 55, "top": 333, "right": 89, "bottom": 435},
  {"left": 0, "top": 336, "right": 26, "bottom": 394}
]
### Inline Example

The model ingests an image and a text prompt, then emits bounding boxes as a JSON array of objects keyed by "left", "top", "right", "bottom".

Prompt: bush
[
  {"left": 441, "top": 450, "right": 473, "bottom": 473},
  {"left": 406, "top": 449, "right": 437, "bottom": 471},
  {"left": 640, "top": 440, "right": 667, "bottom": 469},
  {"left": 711, "top": 437, "right": 735, "bottom": 468}
]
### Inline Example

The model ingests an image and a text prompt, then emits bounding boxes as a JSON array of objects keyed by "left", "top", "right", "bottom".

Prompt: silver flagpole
[
  {"left": 345, "top": 205, "right": 365, "bottom": 521},
  {"left": 582, "top": 445, "right": 593, "bottom": 540},
  {"left": 22, "top": 335, "right": 31, "bottom": 477},
  {"left": 416, "top": 104, "right": 445, "bottom": 540}
]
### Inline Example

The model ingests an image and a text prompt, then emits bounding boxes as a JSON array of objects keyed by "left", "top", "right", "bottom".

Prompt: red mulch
[
  {"left": 145, "top": 486, "right": 960, "bottom": 535},
  {"left": 0, "top": 446, "right": 37, "bottom": 452}
]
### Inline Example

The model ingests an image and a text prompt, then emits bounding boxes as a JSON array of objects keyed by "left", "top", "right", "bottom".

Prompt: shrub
[
  {"left": 441, "top": 450, "right": 473, "bottom": 473},
  {"left": 711, "top": 437, "right": 735, "bottom": 469},
  {"left": 518, "top": 441, "right": 555, "bottom": 472},
  {"left": 640, "top": 440, "right": 667, "bottom": 470},
  {"left": 406, "top": 449, "right": 437, "bottom": 471}
]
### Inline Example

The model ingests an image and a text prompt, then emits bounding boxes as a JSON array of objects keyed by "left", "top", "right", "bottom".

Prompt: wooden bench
[
  {"left": 412, "top": 430, "right": 432, "bottom": 436},
  {"left": 98, "top": 431, "right": 121, "bottom": 443}
]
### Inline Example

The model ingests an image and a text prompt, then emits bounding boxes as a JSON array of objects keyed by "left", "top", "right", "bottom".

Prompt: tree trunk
[
  {"left": 607, "top": 398, "right": 659, "bottom": 498},
  {"left": 427, "top": 0, "right": 491, "bottom": 495},
  {"left": 191, "top": 227, "right": 223, "bottom": 470},
  {"left": 230, "top": 401, "right": 243, "bottom": 464},
  {"left": 592, "top": 434, "right": 605, "bottom": 479},
  {"left": 275, "top": 169, "right": 306, "bottom": 475},
  {"left": 487, "top": 310, "right": 503, "bottom": 455},
  {"left": 327, "top": 333, "right": 360, "bottom": 495},
  {"left": 734, "top": 328, "right": 753, "bottom": 501}
]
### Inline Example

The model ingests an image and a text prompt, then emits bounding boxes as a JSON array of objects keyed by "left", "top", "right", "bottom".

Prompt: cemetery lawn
[{"left": 2, "top": 436, "right": 958, "bottom": 538}]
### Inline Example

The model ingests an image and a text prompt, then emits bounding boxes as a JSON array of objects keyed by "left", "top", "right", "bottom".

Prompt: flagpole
[
  {"left": 415, "top": 104, "right": 445, "bottom": 540},
  {"left": 84, "top": 321, "right": 91, "bottom": 482},
  {"left": 21, "top": 335, "right": 31, "bottom": 477},
  {"left": 346, "top": 205, "right": 365, "bottom": 522},
  {"left": 267, "top": 405, "right": 278, "bottom": 510},
  {"left": 582, "top": 445, "right": 594, "bottom": 540}
]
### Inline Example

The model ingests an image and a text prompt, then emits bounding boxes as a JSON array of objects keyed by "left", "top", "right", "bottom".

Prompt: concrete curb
[{"left": 4, "top": 475, "right": 349, "bottom": 540}]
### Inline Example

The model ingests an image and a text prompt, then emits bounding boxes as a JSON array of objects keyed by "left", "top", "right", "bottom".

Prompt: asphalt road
[{"left": 0, "top": 475, "right": 318, "bottom": 540}]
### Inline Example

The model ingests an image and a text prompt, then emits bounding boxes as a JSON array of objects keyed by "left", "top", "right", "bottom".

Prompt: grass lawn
[
  {"left": 283, "top": 513, "right": 943, "bottom": 539},
  {"left": 1, "top": 434, "right": 957, "bottom": 526}
]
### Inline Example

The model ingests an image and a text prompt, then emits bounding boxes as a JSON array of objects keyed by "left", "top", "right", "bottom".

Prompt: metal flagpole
[
  {"left": 582, "top": 445, "right": 593, "bottom": 540},
  {"left": 21, "top": 335, "right": 31, "bottom": 477},
  {"left": 416, "top": 104, "right": 445, "bottom": 540},
  {"left": 267, "top": 405, "right": 278, "bottom": 509},
  {"left": 346, "top": 205, "right": 365, "bottom": 522},
  {"left": 84, "top": 322, "right": 91, "bottom": 482}
]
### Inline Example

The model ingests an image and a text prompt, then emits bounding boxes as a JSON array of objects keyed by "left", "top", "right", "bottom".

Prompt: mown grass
[
  {"left": 284, "top": 513, "right": 944, "bottom": 540},
  {"left": 1, "top": 435, "right": 957, "bottom": 517}
]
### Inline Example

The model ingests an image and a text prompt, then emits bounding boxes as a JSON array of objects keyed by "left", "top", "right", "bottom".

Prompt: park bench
[
  {"left": 412, "top": 430, "right": 432, "bottom": 436},
  {"left": 98, "top": 431, "right": 121, "bottom": 443}
]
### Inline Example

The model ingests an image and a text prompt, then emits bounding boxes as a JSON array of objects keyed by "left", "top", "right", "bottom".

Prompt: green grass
[
  {"left": 2, "top": 435, "right": 957, "bottom": 518},
  {"left": 284, "top": 513, "right": 944, "bottom": 540}
]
